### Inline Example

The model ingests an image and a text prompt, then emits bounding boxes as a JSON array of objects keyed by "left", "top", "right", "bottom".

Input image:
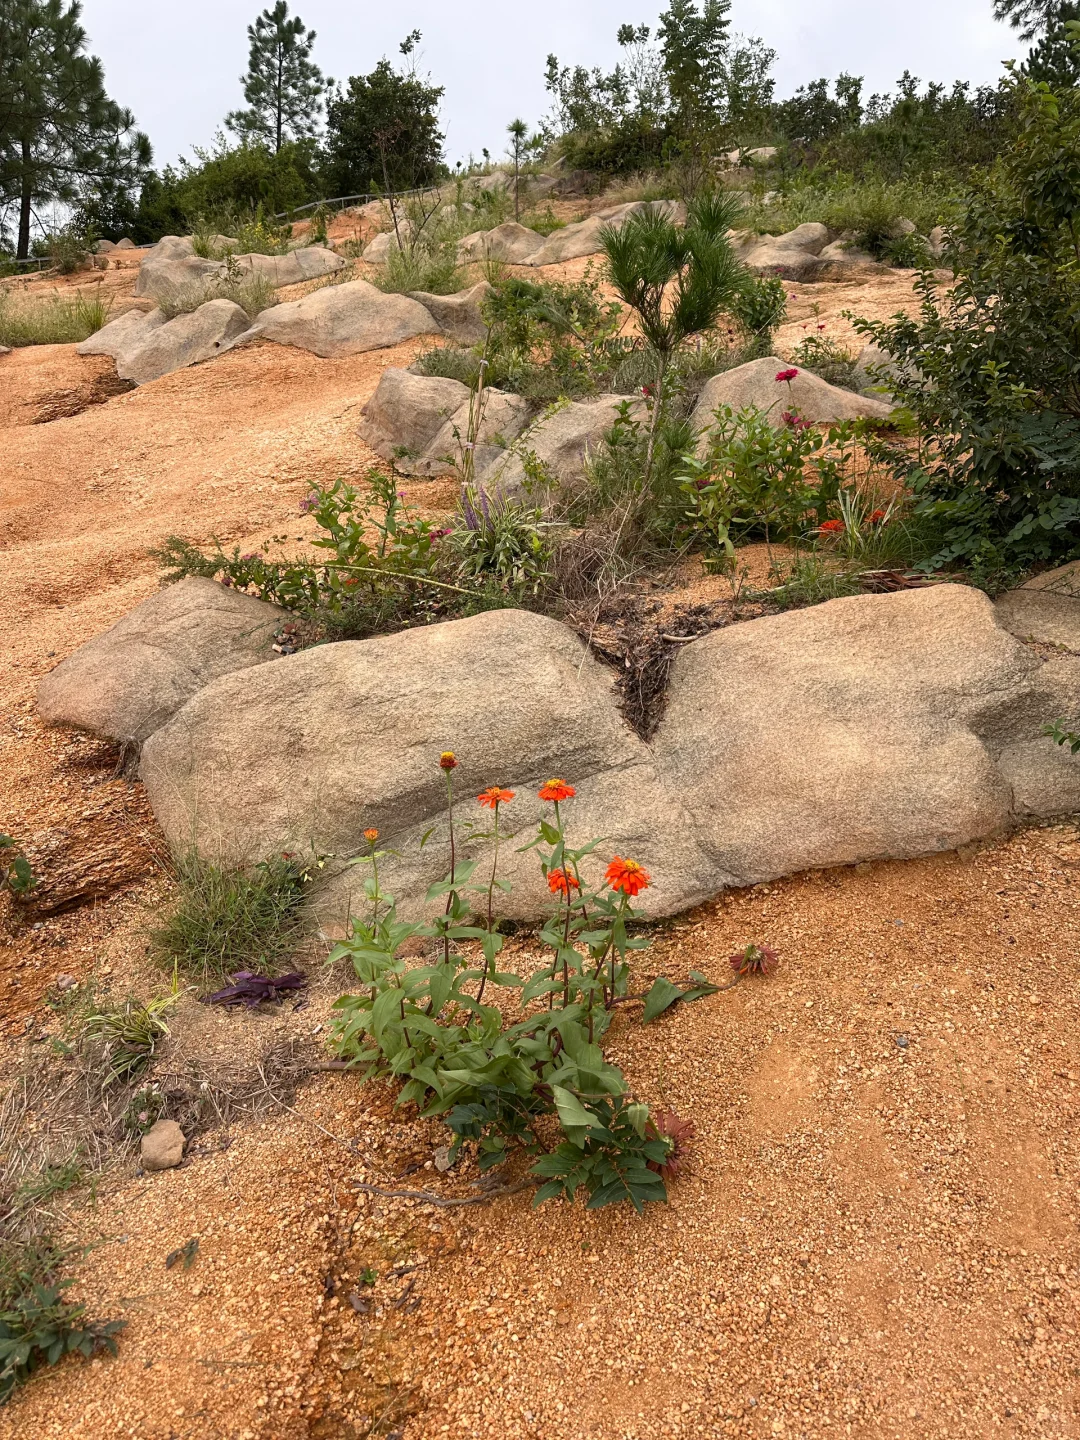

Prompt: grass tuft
[
  {"left": 150, "top": 852, "right": 308, "bottom": 987},
  {"left": 0, "top": 288, "right": 112, "bottom": 347}
]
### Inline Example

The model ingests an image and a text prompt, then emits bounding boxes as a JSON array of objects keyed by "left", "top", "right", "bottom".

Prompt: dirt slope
[{"left": 4, "top": 267, "right": 1078, "bottom": 1440}]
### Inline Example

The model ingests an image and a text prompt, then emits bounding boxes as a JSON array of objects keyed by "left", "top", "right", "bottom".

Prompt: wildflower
[
  {"left": 299, "top": 494, "right": 318, "bottom": 514},
  {"left": 605, "top": 857, "right": 650, "bottom": 897},
  {"left": 642, "top": 383, "right": 654, "bottom": 398},
  {"left": 775, "top": 368, "right": 799, "bottom": 383},
  {"left": 538, "top": 779, "right": 576, "bottom": 803},
  {"left": 646, "top": 1110, "right": 697, "bottom": 1181},
  {"left": 817, "top": 323, "right": 826, "bottom": 331},
  {"left": 782, "top": 411, "right": 812, "bottom": 433},
  {"left": 868, "top": 508, "right": 887, "bottom": 524},
  {"left": 730, "top": 942, "right": 779, "bottom": 977},
  {"left": 439, "top": 751, "right": 458, "bottom": 772},
  {"left": 364, "top": 828, "right": 379, "bottom": 844},
  {"left": 240, "top": 552, "right": 260, "bottom": 562},
  {"left": 478, "top": 786, "right": 515, "bottom": 809},
  {"left": 819, "top": 518, "right": 845, "bottom": 534},
  {"left": 547, "top": 867, "right": 581, "bottom": 898}
]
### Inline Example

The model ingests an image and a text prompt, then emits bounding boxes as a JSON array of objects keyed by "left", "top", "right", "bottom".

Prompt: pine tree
[
  {"left": 507, "top": 118, "right": 528, "bottom": 221},
  {"left": 1022, "top": 5, "right": 1080, "bottom": 84},
  {"left": 0, "top": 0, "right": 151, "bottom": 259},
  {"left": 225, "top": 2, "right": 327, "bottom": 153},
  {"left": 994, "top": 0, "right": 1068, "bottom": 42}
]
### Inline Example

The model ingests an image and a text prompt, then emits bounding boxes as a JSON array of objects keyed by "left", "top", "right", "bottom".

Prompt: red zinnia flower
[
  {"left": 538, "top": 779, "right": 576, "bottom": 803},
  {"left": 478, "top": 786, "right": 515, "bottom": 809},
  {"left": 547, "top": 867, "right": 581, "bottom": 898},
  {"left": 605, "top": 857, "right": 651, "bottom": 897},
  {"left": 364, "top": 828, "right": 379, "bottom": 844},
  {"left": 439, "top": 751, "right": 458, "bottom": 771},
  {"left": 730, "top": 943, "right": 779, "bottom": 978},
  {"left": 775, "top": 368, "right": 799, "bottom": 383},
  {"left": 868, "top": 508, "right": 887, "bottom": 524},
  {"left": 819, "top": 518, "right": 845, "bottom": 534}
]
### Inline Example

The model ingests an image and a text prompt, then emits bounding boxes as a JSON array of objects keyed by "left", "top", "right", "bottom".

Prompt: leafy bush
[
  {"left": 0, "top": 1239, "right": 123, "bottom": 1405},
  {"left": 0, "top": 290, "right": 111, "bottom": 347},
  {"left": 790, "top": 334, "right": 860, "bottom": 390},
  {"left": 157, "top": 259, "right": 278, "bottom": 321},
  {"left": 47, "top": 229, "right": 91, "bottom": 275},
  {"left": 742, "top": 176, "right": 954, "bottom": 246},
  {"left": 150, "top": 852, "right": 309, "bottom": 987},
  {"left": 330, "top": 764, "right": 720, "bottom": 1211},
  {"left": 480, "top": 273, "right": 625, "bottom": 402},
  {"left": 854, "top": 70, "right": 1080, "bottom": 570},
  {"left": 190, "top": 206, "right": 292, "bottom": 258},
  {"left": 727, "top": 273, "right": 788, "bottom": 355},
  {"left": 0, "top": 836, "right": 36, "bottom": 900}
]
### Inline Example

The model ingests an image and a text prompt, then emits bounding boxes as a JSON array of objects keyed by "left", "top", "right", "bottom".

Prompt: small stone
[
  {"left": 894, "top": 1034, "right": 909, "bottom": 1049},
  {"left": 433, "top": 1144, "right": 454, "bottom": 1173},
  {"left": 141, "top": 1119, "right": 185, "bottom": 1171},
  {"left": 54, "top": 974, "right": 77, "bottom": 991}
]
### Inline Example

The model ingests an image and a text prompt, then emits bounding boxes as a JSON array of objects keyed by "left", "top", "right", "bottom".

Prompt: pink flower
[{"left": 775, "top": 368, "right": 799, "bottom": 384}]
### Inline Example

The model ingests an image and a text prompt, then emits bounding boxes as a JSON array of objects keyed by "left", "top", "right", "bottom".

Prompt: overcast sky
[{"left": 80, "top": 0, "right": 1023, "bottom": 170}]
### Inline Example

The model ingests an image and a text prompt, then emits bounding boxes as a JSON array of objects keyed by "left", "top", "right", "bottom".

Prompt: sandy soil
[{"left": 6, "top": 262, "right": 1076, "bottom": 1440}]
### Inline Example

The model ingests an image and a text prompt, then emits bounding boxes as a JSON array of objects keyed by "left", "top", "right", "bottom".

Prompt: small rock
[
  {"left": 894, "top": 1034, "right": 909, "bottom": 1049},
  {"left": 141, "top": 1119, "right": 185, "bottom": 1171},
  {"left": 433, "top": 1144, "right": 454, "bottom": 1173},
  {"left": 54, "top": 973, "right": 77, "bottom": 991}
]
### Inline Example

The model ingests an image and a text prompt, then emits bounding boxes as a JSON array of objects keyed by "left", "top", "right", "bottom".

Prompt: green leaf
[
  {"left": 642, "top": 977, "right": 684, "bottom": 1023},
  {"left": 625, "top": 1102, "right": 650, "bottom": 1138},
  {"left": 551, "top": 1085, "right": 594, "bottom": 1137}
]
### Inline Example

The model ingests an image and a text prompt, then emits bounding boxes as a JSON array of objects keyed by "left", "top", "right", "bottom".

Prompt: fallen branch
[{"left": 351, "top": 1178, "right": 536, "bottom": 1208}]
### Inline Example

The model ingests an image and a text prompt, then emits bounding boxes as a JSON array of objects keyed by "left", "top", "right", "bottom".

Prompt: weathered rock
[
  {"left": 139, "top": 609, "right": 714, "bottom": 919},
  {"left": 1025, "top": 559, "right": 1080, "bottom": 596},
  {"left": 118, "top": 300, "right": 252, "bottom": 385},
  {"left": 524, "top": 202, "right": 677, "bottom": 267},
  {"left": 817, "top": 238, "right": 881, "bottom": 271},
  {"left": 690, "top": 356, "right": 894, "bottom": 434},
  {"left": 234, "top": 246, "right": 343, "bottom": 288},
  {"left": 478, "top": 396, "right": 640, "bottom": 499},
  {"left": 0, "top": 345, "right": 10, "bottom": 357},
  {"left": 358, "top": 367, "right": 531, "bottom": 477},
  {"left": 362, "top": 228, "right": 411, "bottom": 264},
  {"left": 38, "top": 577, "right": 284, "bottom": 745},
  {"left": 996, "top": 588, "right": 1080, "bottom": 652},
  {"left": 133, "top": 236, "right": 226, "bottom": 303},
  {"left": 76, "top": 307, "right": 165, "bottom": 370},
  {"left": 651, "top": 585, "right": 1046, "bottom": 886},
  {"left": 114, "top": 237, "right": 138, "bottom": 250},
  {"left": 358, "top": 369, "right": 470, "bottom": 464},
  {"left": 456, "top": 222, "right": 545, "bottom": 265},
  {"left": 742, "top": 223, "right": 830, "bottom": 281},
  {"left": 407, "top": 282, "right": 493, "bottom": 345},
  {"left": 998, "top": 654, "right": 1080, "bottom": 816},
  {"left": 928, "top": 225, "right": 948, "bottom": 258},
  {"left": 93, "top": 239, "right": 116, "bottom": 254},
  {"left": 238, "top": 280, "right": 438, "bottom": 359},
  {"left": 141, "top": 1119, "right": 185, "bottom": 1172}
]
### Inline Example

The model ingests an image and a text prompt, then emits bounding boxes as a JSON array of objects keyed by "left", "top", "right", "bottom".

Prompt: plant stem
[
  {"left": 443, "top": 769, "right": 457, "bottom": 968},
  {"left": 476, "top": 802, "right": 500, "bottom": 1007}
]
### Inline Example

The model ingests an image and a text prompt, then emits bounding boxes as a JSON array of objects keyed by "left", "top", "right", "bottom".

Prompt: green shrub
[
  {"left": 0, "top": 836, "right": 36, "bottom": 900},
  {"left": 453, "top": 487, "right": 554, "bottom": 597},
  {"left": 411, "top": 344, "right": 485, "bottom": 386},
  {"left": 82, "top": 994, "right": 176, "bottom": 1088},
  {"left": 47, "top": 229, "right": 91, "bottom": 275},
  {"left": 0, "top": 290, "right": 111, "bottom": 347},
  {"left": 0, "top": 1239, "right": 123, "bottom": 1405},
  {"left": 855, "top": 71, "right": 1080, "bottom": 571},
  {"left": 727, "top": 273, "right": 788, "bottom": 355},
  {"left": 480, "top": 272, "right": 625, "bottom": 402},
  {"left": 157, "top": 259, "right": 277, "bottom": 320},
  {"left": 790, "top": 334, "right": 860, "bottom": 391},
  {"left": 150, "top": 852, "right": 308, "bottom": 987}
]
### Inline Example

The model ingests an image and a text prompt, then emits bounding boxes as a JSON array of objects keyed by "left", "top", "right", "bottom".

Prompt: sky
[{"left": 80, "top": 0, "right": 1024, "bottom": 172}]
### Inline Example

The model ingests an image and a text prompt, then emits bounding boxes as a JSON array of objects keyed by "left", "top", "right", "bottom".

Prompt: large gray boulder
[
  {"left": 133, "top": 237, "right": 226, "bottom": 304},
  {"left": 651, "top": 584, "right": 1071, "bottom": 886},
  {"left": 76, "top": 307, "right": 166, "bottom": 369},
  {"left": 457, "top": 222, "right": 545, "bottom": 265},
  {"left": 38, "top": 578, "right": 284, "bottom": 745},
  {"left": 407, "top": 282, "right": 493, "bottom": 345},
  {"left": 358, "top": 369, "right": 470, "bottom": 465},
  {"left": 133, "top": 585, "right": 1080, "bottom": 924},
  {"left": 690, "top": 356, "right": 894, "bottom": 434},
  {"left": 118, "top": 300, "right": 252, "bottom": 385},
  {"left": 139, "top": 609, "right": 715, "bottom": 920},
  {"left": 477, "top": 396, "right": 640, "bottom": 499},
  {"left": 358, "top": 367, "right": 530, "bottom": 477},
  {"left": 237, "top": 280, "right": 438, "bottom": 359},
  {"left": 742, "top": 223, "right": 830, "bottom": 281},
  {"left": 995, "top": 564, "right": 1080, "bottom": 652},
  {"left": 362, "top": 228, "right": 411, "bottom": 264},
  {"left": 523, "top": 201, "right": 682, "bottom": 268},
  {"left": 234, "top": 247, "right": 343, "bottom": 288}
]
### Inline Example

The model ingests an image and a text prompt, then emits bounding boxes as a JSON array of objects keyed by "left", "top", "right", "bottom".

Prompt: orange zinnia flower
[
  {"left": 605, "top": 857, "right": 651, "bottom": 897},
  {"left": 478, "top": 786, "right": 515, "bottom": 809},
  {"left": 819, "top": 518, "right": 844, "bottom": 534},
  {"left": 364, "top": 828, "right": 379, "bottom": 844},
  {"left": 547, "top": 867, "right": 581, "bottom": 898},
  {"left": 439, "top": 751, "right": 458, "bottom": 771},
  {"left": 538, "top": 779, "right": 576, "bottom": 803}
]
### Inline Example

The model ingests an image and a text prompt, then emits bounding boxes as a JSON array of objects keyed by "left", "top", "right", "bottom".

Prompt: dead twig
[{"left": 350, "top": 1178, "right": 537, "bottom": 1208}]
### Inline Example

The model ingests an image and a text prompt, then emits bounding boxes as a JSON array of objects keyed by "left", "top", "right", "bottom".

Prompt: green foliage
[
  {"left": 0, "top": 0, "right": 151, "bottom": 258},
  {"left": 150, "top": 852, "right": 308, "bottom": 986},
  {"left": 0, "top": 835, "right": 37, "bottom": 900},
  {"left": 83, "top": 993, "right": 177, "bottom": 1088},
  {"left": 47, "top": 226, "right": 90, "bottom": 274},
  {"left": 766, "top": 553, "right": 863, "bottom": 609},
  {"left": 1044, "top": 718, "right": 1080, "bottom": 753},
  {"left": 480, "top": 273, "right": 625, "bottom": 401},
  {"left": 0, "top": 287, "right": 111, "bottom": 347},
  {"left": 323, "top": 40, "right": 445, "bottom": 197},
  {"left": 225, "top": 3, "right": 327, "bottom": 152},
  {"left": 372, "top": 199, "right": 466, "bottom": 297},
  {"left": 790, "top": 334, "right": 859, "bottom": 391},
  {"left": 453, "top": 487, "right": 554, "bottom": 597},
  {"left": 678, "top": 407, "right": 869, "bottom": 560},
  {"left": 728, "top": 273, "right": 787, "bottom": 354},
  {"left": 157, "top": 258, "right": 278, "bottom": 322},
  {"left": 1024, "top": 9, "right": 1080, "bottom": 87},
  {"left": 854, "top": 70, "right": 1080, "bottom": 571},
  {"left": 329, "top": 775, "right": 710, "bottom": 1212},
  {"left": 742, "top": 176, "right": 954, "bottom": 246},
  {"left": 0, "top": 1239, "right": 123, "bottom": 1405}
]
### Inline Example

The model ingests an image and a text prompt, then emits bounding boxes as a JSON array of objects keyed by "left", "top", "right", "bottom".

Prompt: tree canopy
[{"left": 0, "top": 0, "right": 150, "bottom": 257}]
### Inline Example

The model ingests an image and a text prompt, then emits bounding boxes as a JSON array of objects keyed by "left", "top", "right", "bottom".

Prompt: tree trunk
[{"left": 17, "top": 139, "right": 32, "bottom": 260}]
